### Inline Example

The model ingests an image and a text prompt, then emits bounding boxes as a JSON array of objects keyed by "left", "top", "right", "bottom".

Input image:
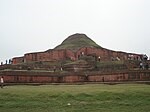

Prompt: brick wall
[
  {"left": 12, "top": 57, "right": 24, "bottom": 64},
  {"left": 12, "top": 47, "right": 143, "bottom": 64},
  {"left": 66, "top": 49, "right": 76, "bottom": 60},
  {"left": 1, "top": 70, "right": 150, "bottom": 84}
]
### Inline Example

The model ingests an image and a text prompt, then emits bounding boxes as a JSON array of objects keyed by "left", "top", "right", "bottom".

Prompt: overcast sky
[{"left": 0, "top": 0, "right": 150, "bottom": 62}]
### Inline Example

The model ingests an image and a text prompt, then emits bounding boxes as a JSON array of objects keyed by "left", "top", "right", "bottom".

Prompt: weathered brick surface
[
  {"left": 12, "top": 57, "right": 24, "bottom": 64},
  {"left": 1, "top": 71, "right": 150, "bottom": 83},
  {"left": 66, "top": 50, "right": 76, "bottom": 60},
  {"left": 12, "top": 47, "right": 142, "bottom": 64}
]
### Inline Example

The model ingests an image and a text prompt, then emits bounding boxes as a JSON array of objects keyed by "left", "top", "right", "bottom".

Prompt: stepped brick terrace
[{"left": 0, "top": 33, "right": 149, "bottom": 84}]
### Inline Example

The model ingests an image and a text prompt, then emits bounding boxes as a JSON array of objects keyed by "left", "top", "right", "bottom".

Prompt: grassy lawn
[{"left": 0, "top": 84, "right": 150, "bottom": 112}]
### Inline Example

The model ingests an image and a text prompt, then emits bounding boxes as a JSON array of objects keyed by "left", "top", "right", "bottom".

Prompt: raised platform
[{"left": 1, "top": 70, "right": 150, "bottom": 84}]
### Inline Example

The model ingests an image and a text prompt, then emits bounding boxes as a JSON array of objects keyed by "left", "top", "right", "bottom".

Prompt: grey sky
[{"left": 0, "top": 0, "right": 150, "bottom": 62}]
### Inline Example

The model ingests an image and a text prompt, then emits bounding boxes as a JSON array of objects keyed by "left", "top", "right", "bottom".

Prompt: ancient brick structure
[
  {"left": 12, "top": 47, "right": 142, "bottom": 64},
  {"left": 1, "top": 70, "right": 150, "bottom": 83},
  {"left": 1, "top": 34, "right": 149, "bottom": 84},
  {"left": 11, "top": 33, "right": 144, "bottom": 64},
  {"left": 12, "top": 57, "right": 24, "bottom": 64}
]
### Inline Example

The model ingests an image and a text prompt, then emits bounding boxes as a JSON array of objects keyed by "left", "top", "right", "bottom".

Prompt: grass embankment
[{"left": 0, "top": 84, "right": 150, "bottom": 112}]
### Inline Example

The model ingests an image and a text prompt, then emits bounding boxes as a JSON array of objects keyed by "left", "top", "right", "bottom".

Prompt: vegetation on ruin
[
  {"left": 54, "top": 33, "right": 101, "bottom": 50},
  {"left": 0, "top": 84, "right": 150, "bottom": 112}
]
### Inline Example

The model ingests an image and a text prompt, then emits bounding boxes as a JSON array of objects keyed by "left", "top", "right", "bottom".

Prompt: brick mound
[
  {"left": 1, "top": 59, "right": 150, "bottom": 84},
  {"left": 54, "top": 33, "right": 101, "bottom": 51},
  {"left": 0, "top": 58, "right": 130, "bottom": 73},
  {"left": 1, "top": 33, "right": 149, "bottom": 84}
]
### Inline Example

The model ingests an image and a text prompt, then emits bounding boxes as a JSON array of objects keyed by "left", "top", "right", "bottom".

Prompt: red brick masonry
[
  {"left": 1, "top": 70, "right": 150, "bottom": 83},
  {"left": 12, "top": 47, "right": 142, "bottom": 64}
]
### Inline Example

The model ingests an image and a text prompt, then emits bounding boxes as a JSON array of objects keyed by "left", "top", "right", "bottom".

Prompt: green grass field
[{"left": 0, "top": 84, "right": 150, "bottom": 112}]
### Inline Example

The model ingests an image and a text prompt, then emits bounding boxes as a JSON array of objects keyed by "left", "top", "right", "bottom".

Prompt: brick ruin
[
  {"left": 1, "top": 33, "right": 149, "bottom": 84},
  {"left": 12, "top": 33, "right": 144, "bottom": 65},
  {"left": 12, "top": 47, "right": 143, "bottom": 65},
  {"left": 1, "top": 70, "right": 150, "bottom": 84}
]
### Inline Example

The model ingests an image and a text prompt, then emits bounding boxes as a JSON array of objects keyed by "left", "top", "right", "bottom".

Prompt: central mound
[{"left": 54, "top": 33, "right": 101, "bottom": 50}]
